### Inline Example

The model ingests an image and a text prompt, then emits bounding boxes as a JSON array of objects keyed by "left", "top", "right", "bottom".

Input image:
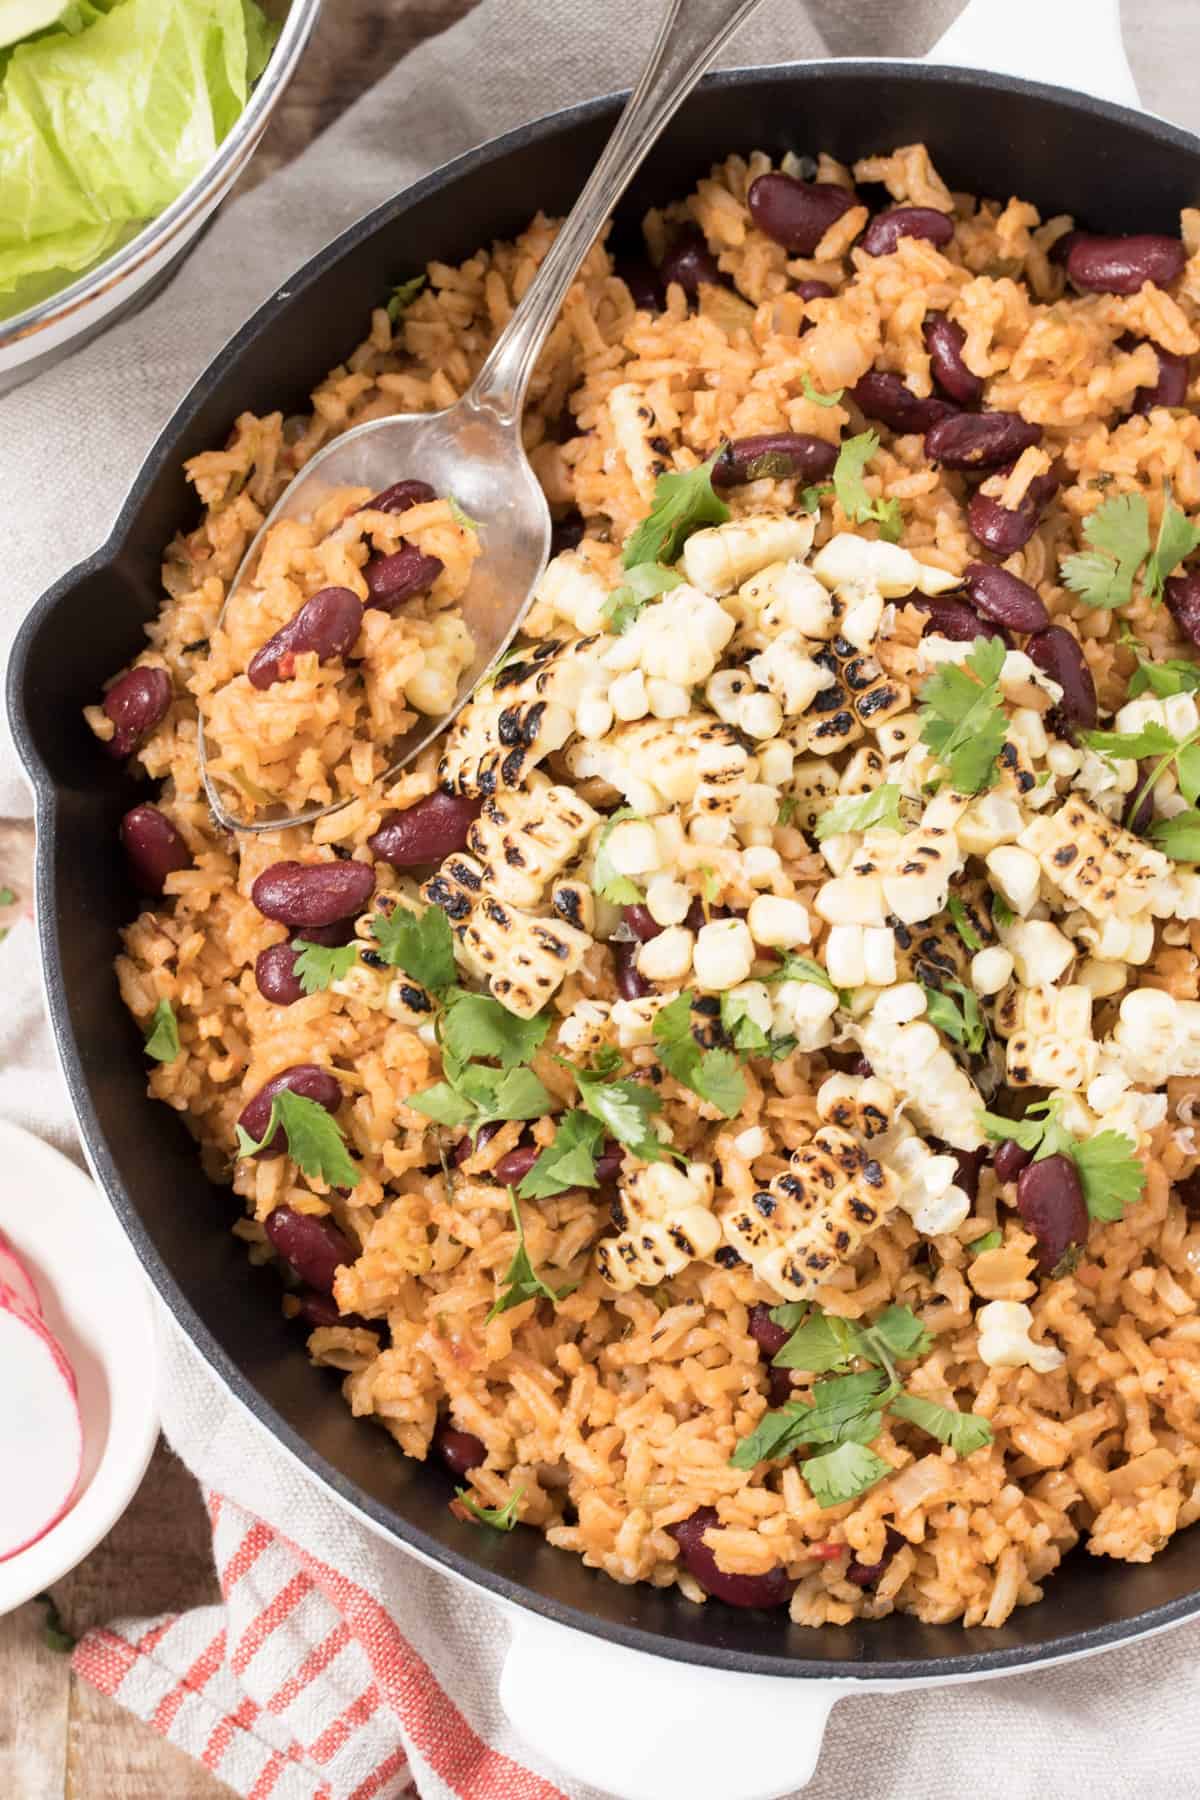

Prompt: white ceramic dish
[{"left": 0, "top": 1120, "right": 158, "bottom": 1616}]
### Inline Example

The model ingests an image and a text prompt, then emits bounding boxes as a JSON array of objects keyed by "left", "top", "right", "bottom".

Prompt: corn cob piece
[
  {"left": 595, "top": 1162, "right": 721, "bottom": 1292},
  {"left": 439, "top": 636, "right": 603, "bottom": 797},
  {"left": 422, "top": 853, "right": 591, "bottom": 1017},
  {"left": 1018, "top": 796, "right": 1170, "bottom": 922},
  {"left": 1000, "top": 983, "right": 1098, "bottom": 1090},
  {"left": 466, "top": 776, "right": 600, "bottom": 908}
]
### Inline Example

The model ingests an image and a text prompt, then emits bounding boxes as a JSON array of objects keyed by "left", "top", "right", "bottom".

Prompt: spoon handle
[{"left": 467, "top": 0, "right": 766, "bottom": 425}]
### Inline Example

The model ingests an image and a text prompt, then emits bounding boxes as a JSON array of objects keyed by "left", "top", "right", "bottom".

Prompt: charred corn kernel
[
  {"left": 880, "top": 1122, "right": 971, "bottom": 1235},
  {"left": 856, "top": 1006, "right": 985, "bottom": 1150},
  {"left": 815, "top": 871, "right": 888, "bottom": 926},
  {"left": 971, "top": 945, "right": 1014, "bottom": 996},
  {"left": 440, "top": 634, "right": 603, "bottom": 795},
  {"left": 1004, "top": 984, "right": 1097, "bottom": 1090},
  {"left": 840, "top": 590, "right": 884, "bottom": 654},
  {"left": 976, "top": 1300, "right": 1065, "bottom": 1373},
  {"left": 875, "top": 711, "right": 922, "bottom": 760},
  {"left": 718, "top": 1123, "right": 897, "bottom": 1300},
  {"left": 552, "top": 879, "right": 594, "bottom": 936},
  {"left": 604, "top": 818, "right": 661, "bottom": 878},
  {"left": 1078, "top": 957, "right": 1129, "bottom": 998},
  {"left": 740, "top": 690, "right": 785, "bottom": 739},
  {"left": 1115, "top": 691, "right": 1200, "bottom": 739},
  {"left": 332, "top": 962, "right": 385, "bottom": 1008},
  {"left": 466, "top": 778, "right": 600, "bottom": 909},
  {"left": 771, "top": 980, "right": 839, "bottom": 1049},
  {"left": 957, "top": 791, "right": 1026, "bottom": 857},
  {"left": 787, "top": 758, "right": 841, "bottom": 830},
  {"left": 725, "top": 980, "right": 773, "bottom": 1034},
  {"left": 646, "top": 874, "right": 691, "bottom": 926},
  {"left": 810, "top": 533, "right": 960, "bottom": 600},
  {"left": 824, "top": 924, "right": 895, "bottom": 988},
  {"left": 597, "top": 1162, "right": 719, "bottom": 1291},
  {"left": 1074, "top": 744, "right": 1138, "bottom": 818},
  {"left": 646, "top": 678, "right": 690, "bottom": 718},
  {"left": 422, "top": 853, "right": 591, "bottom": 1018},
  {"left": 693, "top": 917, "right": 755, "bottom": 990},
  {"left": 742, "top": 846, "right": 783, "bottom": 887},
  {"left": 1107, "top": 986, "right": 1200, "bottom": 1086},
  {"left": 747, "top": 635, "right": 834, "bottom": 718},
  {"left": 733, "top": 1125, "right": 767, "bottom": 1157},
  {"left": 557, "top": 999, "right": 613, "bottom": 1059},
  {"left": 1004, "top": 919, "right": 1075, "bottom": 987},
  {"left": 816, "top": 1071, "right": 896, "bottom": 1139},
  {"left": 636, "top": 926, "right": 694, "bottom": 984},
  {"left": 566, "top": 715, "right": 749, "bottom": 813},
  {"left": 615, "top": 586, "right": 735, "bottom": 684},
  {"left": 758, "top": 739, "right": 794, "bottom": 787},
  {"left": 1046, "top": 741, "right": 1082, "bottom": 778},
  {"left": 610, "top": 668, "right": 650, "bottom": 721},
  {"left": 986, "top": 844, "right": 1042, "bottom": 917},
  {"left": 1008, "top": 706, "right": 1049, "bottom": 762},
  {"left": 838, "top": 744, "right": 888, "bottom": 796},
  {"left": 1019, "top": 796, "right": 1169, "bottom": 922},
  {"left": 746, "top": 894, "right": 810, "bottom": 948},
  {"left": 1067, "top": 909, "right": 1155, "bottom": 966},
  {"left": 576, "top": 692, "right": 614, "bottom": 740},
  {"left": 682, "top": 514, "right": 816, "bottom": 596},
  {"left": 534, "top": 551, "right": 612, "bottom": 635},
  {"left": 872, "top": 981, "right": 927, "bottom": 1026},
  {"left": 612, "top": 994, "right": 669, "bottom": 1048},
  {"left": 1000, "top": 649, "right": 1061, "bottom": 708},
  {"left": 748, "top": 558, "right": 843, "bottom": 639}
]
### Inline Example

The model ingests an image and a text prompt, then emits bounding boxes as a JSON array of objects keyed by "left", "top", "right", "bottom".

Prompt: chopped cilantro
[
  {"left": 235, "top": 1090, "right": 359, "bottom": 1189},
  {"left": 947, "top": 895, "right": 983, "bottom": 953},
  {"left": 729, "top": 1369, "right": 892, "bottom": 1471},
  {"left": 412, "top": 1063, "right": 553, "bottom": 1134},
  {"left": 448, "top": 496, "right": 480, "bottom": 532},
  {"left": 888, "top": 1391, "right": 993, "bottom": 1457},
  {"left": 1150, "top": 808, "right": 1200, "bottom": 862},
  {"left": 455, "top": 1486, "right": 524, "bottom": 1530},
  {"left": 967, "top": 1229, "right": 1003, "bottom": 1255},
  {"left": 777, "top": 794, "right": 798, "bottom": 826},
  {"left": 990, "top": 892, "right": 1015, "bottom": 930},
  {"left": 487, "top": 1188, "right": 576, "bottom": 1320},
  {"left": 832, "top": 431, "right": 902, "bottom": 536},
  {"left": 292, "top": 938, "right": 358, "bottom": 995},
  {"left": 814, "top": 782, "right": 902, "bottom": 841},
  {"left": 1080, "top": 722, "right": 1179, "bottom": 762},
  {"left": 143, "top": 999, "right": 180, "bottom": 1063},
  {"left": 371, "top": 904, "right": 457, "bottom": 993},
  {"left": 762, "top": 954, "right": 836, "bottom": 994},
  {"left": 921, "top": 981, "right": 986, "bottom": 1054},
  {"left": 593, "top": 809, "right": 647, "bottom": 904},
  {"left": 653, "top": 992, "right": 746, "bottom": 1117},
  {"left": 622, "top": 452, "right": 729, "bottom": 568},
  {"left": 601, "top": 562, "right": 683, "bottom": 634},
  {"left": 571, "top": 1061, "right": 671, "bottom": 1163},
  {"left": 802, "top": 1441, "right": 894, "bottom": 1509},
  {"left": 517, "top": 1110, "right": 606, "bottom": 1198},
  {"left": 440, "top": 992, "right": 549, "bottom": 1072},
  {"left": 800, "top": 481, "right": 833, "bottom": 514},
  {"left": 719, "top": 990, "right": 796, "bottom": 1061},
  {"left": 1060, "top": 492, "right": 1150, "bottom": 610},
  {"left": 918, "top": 635, "right": 1008, "bottom": 794},
  {"left": 802, "top": 374, "right": 843, "bottom": 408},
  {"left": 1145, "top": 485, "right": 1200, "bottom": 602},
  {"left": 1123, "top": 625, "right": 1200, "bottom": 699},
  {"left": 386, "top": 274, "right": 426, "bottom": 321}
]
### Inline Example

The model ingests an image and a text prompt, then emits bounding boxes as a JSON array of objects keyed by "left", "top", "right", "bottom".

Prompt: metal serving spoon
[{"left": 199, "top": 0, "right": 765, "bottom": 832}]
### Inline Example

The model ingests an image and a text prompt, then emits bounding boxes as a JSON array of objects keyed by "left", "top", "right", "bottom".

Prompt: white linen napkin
[{"left": 3, "top": 0, "right": 1200, "bottom": 1794}]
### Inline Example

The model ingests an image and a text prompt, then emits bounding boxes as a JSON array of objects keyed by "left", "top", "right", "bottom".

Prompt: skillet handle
[
  {"left": 926, "top": 0, "right": 1140, "bottom": 109},
  {"left": 498, "top": 1612, "right": 849, "bottom": 1799}
]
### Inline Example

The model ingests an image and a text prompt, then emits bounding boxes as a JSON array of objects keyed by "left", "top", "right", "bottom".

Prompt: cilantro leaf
[
  {"left": 922, "top": 980, "right": 986, "bottom": 1054},
  {"left": 730, "top": 1370, "right": 890, "bottom": 1469},
  {"left": 802, "top": 374, "right": 843, "bottom": 408},
  {"left": 143, "top": 999, "right": 180, "bottom": 1063},
  {"left": 652, "top": 992, "right": 747, "bottom": 1117},
  {"left": 448, "top": 496, "right": 480, "bottom": 532},
  {"left": 768, "top": 1301, "right": 810, "bottom": 1332},
  {"left": 371, "top": 904, "right": 457, "bottom": 993},
  {"left": 601, "top": 562, "right": 683, "bottom": 635},
  {"left": 453, "top": 1063, "right": 554, "bottom": 1125},
  {"left": 918, "top": 635, "right": 1008, "bottom": 794},
  {"left": 235, "top": 1090, "right": 359, "bottom": 1189},
  {"left": 1177, "top": 743, "right": 1200, "bottom": 807},
  {"left": 719, "top": 991, "right": 796, "bottom": 1061},
  {"left": 292, "top": 938, "right": 358, "bottom": 995},
  {"left": 572, "top": 1064, "right": 670, "bottom": 1162},
  {"left": 1072, "top": 1130, "right": 1145, "bottom": 1221},
  {"left": 440, "top": 993, "right": 549, "bottom": 1071},
  {"left": 947, "top": 895, "right": 983, "bottom": 953},
  {"left": 832, "top": 430, "right": 901, "bottom": 535},
  {"left": 455, "top": 1486, "right": 523, "bottom": 1530},
  {"left": 967, "top": 1229, "right": 1003, "bottom": 1254},
  {"left": 1150, "top": 808, "right": 1200, "bottom": 862},
  {"left": 408, "top": 1082, "right": 473, "bottom": 1128},
  {"left": 729, "top": 1403, "right": 822, "bottom": 1469},
  {"left": 801, "top": 1440, "right": 893, "bottom": 1509},
  {"left": 864, "top": 1305, "right": 933, "bottom": 1367},
  {"left": 1061, "top": 492, "right": 1150, "bottom": 609},
  {"left": 800, "top": 482, "right": 833, "bottom": 514},
  {"left": 772, "top": 1309, "right": 866, "bottom": 1372},
  {"left": 622, "top": 452, "right": 730, "bottom": 568},
  {"left": 1145, "top": 486, "right": 1200, "bottom": 602},
  {"left": 1126, "top": 648, "right": 1200, "bottom": 699},
  {"left": 387, "top": 274, "right": 426, "bottom": 321},
  {"left": 814, "top": 783, "right": 903, "bottom": 841},
  {"left": 888, "top": 1391, "right": 993, "bottom": 1456},
  {"left": 593, "top": 809, "right": 646, "bottom": 905},
  {"left": 763, "top": 954, "right": 836, "bottom": 994},
  {"left": 990, "top": 892, "right": 1015, "bottom": 930},
  {"left": 1080, "top": 722, "right": 1178, "bottom": 762},
  {"left": 517, "top": 1110, "right": 606, "bottom": 1198},
  {"left": 487, "top": 1188, "right": 575, "bottom": 1320}
]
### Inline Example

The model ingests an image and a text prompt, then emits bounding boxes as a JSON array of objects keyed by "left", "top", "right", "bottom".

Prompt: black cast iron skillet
[{"left": 10, "top": 60, "right": 1200, "bottom": 1684}]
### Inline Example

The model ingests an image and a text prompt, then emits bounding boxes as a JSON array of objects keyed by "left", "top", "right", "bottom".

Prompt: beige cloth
[{"left": 2, "top": 0, "right": 1200, "bottom": 1794}]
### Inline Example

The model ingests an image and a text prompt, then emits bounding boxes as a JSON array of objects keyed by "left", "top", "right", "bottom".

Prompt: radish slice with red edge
[
  {"left": 0, "top": 1226, "right": 42, "bottom": 1317},
  {"left": 0, "top": 1300, "right": 83, "bottom": 1559}
]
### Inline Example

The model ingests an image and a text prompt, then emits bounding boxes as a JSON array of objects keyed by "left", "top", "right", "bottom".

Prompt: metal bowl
[{"left": 0, "top": 0, "right": 322, "bottom": 395}]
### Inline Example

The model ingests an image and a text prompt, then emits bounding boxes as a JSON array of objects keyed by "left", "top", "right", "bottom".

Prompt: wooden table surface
[{"left": 0, "top": 6, "right": 470, "bottom": 1795}]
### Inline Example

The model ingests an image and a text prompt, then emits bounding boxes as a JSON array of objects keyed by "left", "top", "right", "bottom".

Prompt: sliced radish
[
  {"left": 0, "top": 1227, "right": 42, "bottom": 1318},
  {"left": 0, "top": 1303, "right": 83, "bottom": 1560}
]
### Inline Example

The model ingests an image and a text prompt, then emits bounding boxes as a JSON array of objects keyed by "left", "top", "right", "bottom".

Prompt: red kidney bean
[
  {"left": 550, "top": 510, "right": 586, "bottom": 558},
  {"left": 364, "top": 544, "right": 444, "bottom": 611},
  {"left": 594, "top": 1141, "right": 623, "bottom": 1183},
  {"left": 621, "top": 904, "right": 663, "bottom": 943},
  {"left": 1166, "top": 571, "right": 1200, "bottom": 648},
  {"left": 748, "top": 1301, "right": 791, "bottom": 1359},
  {"left": 1132, "top": 343, "right": 1189, "bottom": 415},
  {"left": 992, "top": 1138, "right": 1032, "bottom": 1185},
  {"left": 658, "top": 226, "right": 721, "bottom": 298},
  {"left": 251, "top": 859, "right": 375, "bottom": 928},
  {"left": 453, "top": 1120, "right": 502, "bottom": 1166},
  {"left": 748, "top": 173, "right": 855, "bottom": 255},
  {"left": 1067, "top": 234, "right": 1186, "bottom": 296},
  {"left": 1049, "top": 229, "right": 1082, "bottom": 267},
  {"left": 433, "top": 1419, "right": 486, "bottom": 1478},
  {"left": 1176, "top": 1168, "right": 1200, "bottom": 1216},
  {"left": 255, "top": 942, "right": 306, "bottom": 1006},
  {"left": 241, "top": 1066, "right": 343, "bottom": 1157},
  {"left": 917, "top": 597, "right": 1009, "bottom": 646},
  {"left": 669, "top": 1507, "right": 794, "bottom": 1608},
  {"left": 362, "top": 479, "right": 436, "bottom": 514},
  {"left": 967, "top": 466, "right": 1060, "bottom": 555},
  {"left": 247, "top": 587, "right": 364, "bottom": 689},
  {"left": 613, "top": 939, "right": 650, "bottom": 1000},
  {"left": 862, "top": 207, "right": 954, "bottom": 258},
  {"left": 712, "top": 432, "right": 838, "bottom": 488},
  {"left": 264, "top": 1202, "right": 353, "bottom": 1291},
  {"left": 950, "top": 1147, "right": 985, "bottom": 1205},
  {"left": 102, "top": 666, "right": 172, "bottom": 758},
  {"left": 368, "top": 792, "right": 483, "bottom": 868},
  {"left": 1017, "top": 1153, "right": 1088, "bottom": 1272},
  {"left": 767, "top": 1367, "right": 797, "bottom": 1406},
  {"left": 792, "top": 278, "right": 834, "bottom": 301},
  {"left": 925, "top": 411, "right": 1042, "bottom": 470},
  {"left": 301, "top": 917, "right": 359, "bottom": 948},
  {"left": 847, "top": 1526, "right": 904, "bottom": 1588},
  {"left": 852, "top": 371, "right": 957, "bottom": 436},
  {"left": 492, "top": 1144, "right": 540, "bottom": 1185},
  {"left": 1026, "top": 626, "right": 1098, "bottom": 735},
  {"left": 963, "top": 562, "right": 1050, "bottom": 634},
  {"left": 923, "top": 312, "right": 983, "bottom": 405},
  {"left": 617, "top": 257, "right": 664, "bottom": 312},
  {"left": 120, "top": 804, "right": 191, "bottom": 894},
  {"left": 293, "top": 1290, "right": 373, "bottom": 1332}
]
